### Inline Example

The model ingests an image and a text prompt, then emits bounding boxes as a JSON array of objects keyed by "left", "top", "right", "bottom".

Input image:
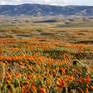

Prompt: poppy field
[{"left": 0, "top": 16, "right": 93, "bottom": 93}]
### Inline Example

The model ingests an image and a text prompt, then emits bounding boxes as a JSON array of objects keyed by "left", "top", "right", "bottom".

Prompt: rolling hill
[{"left": 0, "top": 4, "right": 93, "bottom": 16}]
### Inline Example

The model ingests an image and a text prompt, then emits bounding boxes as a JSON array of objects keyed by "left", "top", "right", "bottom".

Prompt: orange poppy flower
[
  {"left": 40, "top": 88, "right": 46, "bottom": 93},
  {"left": 22, "top": 87, "right": 26, "bottom": 93},
  {"left": 56, "top": 78, "right": 65, "bottom": 87},
  {"left": 86, "top": 75, "right": 91, "bottom": 83},
  {"left": 31, "top": 85, "right": 37, "bottom": 93},
  {"left": 85, "top": 88, "right": 89, "bottom": 93},
  {"left": 66, "top": 76, "right": 74, "bottom": 81},
  {"left": 91, "top": 86, "right": 93, "bottom": 90},
  {"left": 15, "top": 73, "right": 21, "bottom": 78}
]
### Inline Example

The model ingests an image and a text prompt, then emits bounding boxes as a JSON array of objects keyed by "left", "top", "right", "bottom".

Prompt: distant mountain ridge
[{"left": 0, "top": 4, "right": 93, "bottom": 16}]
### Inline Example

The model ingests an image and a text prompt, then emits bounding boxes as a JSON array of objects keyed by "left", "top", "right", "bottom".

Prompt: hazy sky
[{"left": 0, "top": 0, "right": 93, "bottom": 6}]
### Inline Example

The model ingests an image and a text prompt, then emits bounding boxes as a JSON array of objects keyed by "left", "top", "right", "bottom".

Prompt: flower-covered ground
[
  {"left": 0, "top": 38, "right": 93, "bottom": 93},
  {"left": 0, "top": 16, "right": 93, "bottom": 93}
]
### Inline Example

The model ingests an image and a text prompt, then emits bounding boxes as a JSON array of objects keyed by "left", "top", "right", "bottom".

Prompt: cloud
[
  {"left": 0, "top": 0, "right": 93, "bottom": 6},
  {"left": 0, "top": 0, "right": 21, "bottom": 5}
]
